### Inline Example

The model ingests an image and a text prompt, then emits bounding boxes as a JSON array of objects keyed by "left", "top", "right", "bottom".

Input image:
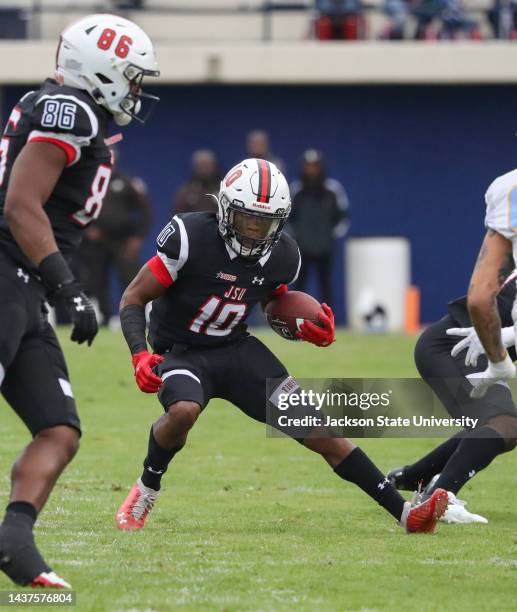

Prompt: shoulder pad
[
  {"left": 155, "top": 216, "right": 190, "bottom": 282},
  {"left": 485, "top": 169, "right": 517, "bottom": 239},
  {"left": 270, "top": 233, "right": 301, "bottom": 285},
  {"left": 31, "top": 93, "right": 99, "bottom": 141}
]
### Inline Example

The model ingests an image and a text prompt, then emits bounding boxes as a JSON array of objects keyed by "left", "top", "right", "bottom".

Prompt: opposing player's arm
[
  {"left": 467, "top": 229, "right": 513, "bottom": 362},
  {"left": 4, "top": 141, "right": 67, "bottom": 264}
]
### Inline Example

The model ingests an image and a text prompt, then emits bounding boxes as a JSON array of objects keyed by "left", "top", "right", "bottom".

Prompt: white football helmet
[
  {"left": 218, "top": 158, "right": 291, "bottom": 258},
  {"left": 55, "top": 13, "right": 160, "bottom": 126}
]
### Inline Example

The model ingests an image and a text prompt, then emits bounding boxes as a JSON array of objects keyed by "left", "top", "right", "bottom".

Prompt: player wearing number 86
[
  {"left": 116, "top": 159, "right": 448, "bottom": 535},
  {"left": 0, "top": 14, "right": 159, "bottom": 588}
]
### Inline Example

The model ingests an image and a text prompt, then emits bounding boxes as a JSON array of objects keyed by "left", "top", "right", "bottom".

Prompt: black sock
[
  {"left": 428, "top": 427, "right": 505, "bottom": 495},
  {"left": 0, "top": 503, "right": 49, "bottom": 585},
  {"left": 3, "top": 502, "right": 38, "bottom": 529},
  {"left": 334, "top": 447, "right": 405, "bottom": 520},
  {"left": 141, "top": 427, "right": 178, "bottom": 491},
  {"left": 403, "top": 431, "right": 465, "bottom": 489}
]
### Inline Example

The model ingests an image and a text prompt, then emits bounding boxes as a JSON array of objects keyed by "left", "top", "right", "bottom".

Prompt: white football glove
[
  {"left": 447, "top": 326, "right": 515, "bottom": 368},
  {"left": 466, "top": 354, "right": 516, "bottom": 399}
]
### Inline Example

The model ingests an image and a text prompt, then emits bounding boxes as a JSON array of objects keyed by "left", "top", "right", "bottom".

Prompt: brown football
[{"left": 265, "top": 291, "right": 322, "bottom": 341}]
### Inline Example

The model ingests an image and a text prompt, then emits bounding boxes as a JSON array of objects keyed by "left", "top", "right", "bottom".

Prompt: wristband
[
  {"left": 120, "top": 304, "right": 148, "bottom": 355},
  {"left": 38, "top": 251, "right": 74, "bottom": 292},
  {"left": 488, "top": 353, "right": 514, "bottom": 377}
]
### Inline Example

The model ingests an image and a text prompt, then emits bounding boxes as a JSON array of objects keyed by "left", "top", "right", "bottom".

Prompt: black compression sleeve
[{"left": 120, "top": 304, "right": 148, "bottom": 355}]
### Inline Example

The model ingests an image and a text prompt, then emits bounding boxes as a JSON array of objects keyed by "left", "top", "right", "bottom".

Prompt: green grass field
[{"left": 1, "top": 329, "right": 516, "bottom": 611}]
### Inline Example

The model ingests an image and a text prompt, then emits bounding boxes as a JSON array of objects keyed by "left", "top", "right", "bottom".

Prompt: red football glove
[
  {"left": 296, "top": 303, "right": 335, "bottom": 347},
  {"left": 132, "top": 351, "right": 164, "bottom": 393}
]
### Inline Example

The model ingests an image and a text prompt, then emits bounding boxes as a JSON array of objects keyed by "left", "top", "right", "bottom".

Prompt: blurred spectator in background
[
  {"left": 290, "top": 149, "right": 349, "bottom": 308},
  {"left": 75, "top": 152, "right": 152, "bottom": 325},
  {"left": 380, "top": 0, "right": 410, "bottom": 39},
  {"left": 413, "top": 0, "right": 444, "bottom": 38},
  {"left": 173, "top": 149, "right": 220, "bottom": 214},
  {"left": 246, "top": 129, "right": 285, "bottom": 172},
  {"left": 439, "top": 0, "right": 480, "bottom": 38},
  {"left": 413, "top": 0, "right": 480, "bottom": 39},
  {"left": 487, "top": 0, "right": 516, "bottom": 39},
  {"left": 314, "top": 0, "right": 367, "bottom": 40}
]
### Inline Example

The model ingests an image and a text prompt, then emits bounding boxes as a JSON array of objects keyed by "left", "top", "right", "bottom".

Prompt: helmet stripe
[{"left": 257, "top": 159, "right": 271, "bottom": 203}]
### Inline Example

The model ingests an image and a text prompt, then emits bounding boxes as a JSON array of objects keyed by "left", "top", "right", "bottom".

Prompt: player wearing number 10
[
  {"left": 116, "top": 158, "right": 448, "bottom": 534},
  {"left": 0, "top": 14, "right": 159, "bottom": 587}
]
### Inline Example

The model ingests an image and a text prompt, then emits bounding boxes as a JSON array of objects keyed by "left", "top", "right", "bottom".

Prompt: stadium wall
[
  {"left": 2, "top": 44, "right": 517, "bottom": 325},
  {"left": 4, "top": 82, "right": 514, "bottom": 325},
  {"left": 2, "top": 42, "right": 517, "bottom": 84}
]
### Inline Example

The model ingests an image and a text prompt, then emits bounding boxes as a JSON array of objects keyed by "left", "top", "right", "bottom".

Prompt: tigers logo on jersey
[{"left": 216, "top": 271, "right": 237, "bottom": 282}]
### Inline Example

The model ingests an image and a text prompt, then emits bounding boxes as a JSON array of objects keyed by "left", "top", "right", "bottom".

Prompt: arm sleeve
[
  {"left": 28, "top": 93, "right": 99, "bottom": 167},
  {"left": 120, "top": 304, "right": 148, "bottom": 355}
]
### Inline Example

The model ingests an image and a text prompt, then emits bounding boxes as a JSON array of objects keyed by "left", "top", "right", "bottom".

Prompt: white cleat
[
  {"left": 31, "top": 571, "right": 71, "bottom": 588},
  {"left": 440, "top": 492, "right": 488, "bottom": 524}
]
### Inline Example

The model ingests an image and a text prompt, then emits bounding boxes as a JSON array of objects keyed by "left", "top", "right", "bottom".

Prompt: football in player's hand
[{"left": 265, "top": 291, "right": 323, "bottom": 341}]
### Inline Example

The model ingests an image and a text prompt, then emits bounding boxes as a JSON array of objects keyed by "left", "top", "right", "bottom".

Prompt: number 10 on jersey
[{"left": 190, "top": 296, "right": 247, "bottom": 336}]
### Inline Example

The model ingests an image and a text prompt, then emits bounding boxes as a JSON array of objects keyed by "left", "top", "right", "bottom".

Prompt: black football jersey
[
  {"left": 148, "top": 212, "right": 301, "bottom": 351},
  {"left": 0, "top": 79, "right": 112, "bottom": 268}
]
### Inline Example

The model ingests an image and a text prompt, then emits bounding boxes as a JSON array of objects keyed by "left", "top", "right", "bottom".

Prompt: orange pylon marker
[{"left": 405, "top": 285, "right": 421, "bottom": 334}]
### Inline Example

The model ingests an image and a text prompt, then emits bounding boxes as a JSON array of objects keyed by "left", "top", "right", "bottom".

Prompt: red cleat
[
  {"left": 30, "top": 571, "right": 71, "bottom": 588},
  {"left": 116, "top": 478, "right": 158, "bottom": 531},
  {"left": 404, "top": 488, "right": 449, "bottom": 533}
]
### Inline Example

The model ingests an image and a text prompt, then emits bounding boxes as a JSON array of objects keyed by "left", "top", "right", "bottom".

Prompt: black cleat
[{"left": 387, "top": 466, "right": 412, "bottom": 491}]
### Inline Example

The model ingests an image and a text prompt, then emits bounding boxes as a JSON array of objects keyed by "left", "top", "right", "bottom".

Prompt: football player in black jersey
[
  {"left": 116, "top": 158, "right": 448, "bottom": 534},
  {"left": 0, "top": 14, "right": 159, "bottom": 587},
  {"left": 388, "top": 279, "right": 517, "bottom": 523}
]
